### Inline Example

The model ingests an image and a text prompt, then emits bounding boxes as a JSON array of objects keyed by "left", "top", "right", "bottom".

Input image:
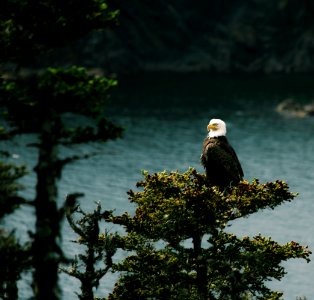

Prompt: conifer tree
[
  {"left": 106, "top": 168, "right": 311, "bottom": 300},
  {"left": 0, "top": 158, "right": 30, "bottom": 300},
  {"left": 0, "top": 1, "right": 121, "bottom": 299},
  {"left": 61, "top": 195, "right": 120, "bottom": 300}
]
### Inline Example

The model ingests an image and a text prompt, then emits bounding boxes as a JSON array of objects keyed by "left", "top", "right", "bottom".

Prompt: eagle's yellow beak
[{"left": 207, "top": 123, "right": 218, "bottom": 131}]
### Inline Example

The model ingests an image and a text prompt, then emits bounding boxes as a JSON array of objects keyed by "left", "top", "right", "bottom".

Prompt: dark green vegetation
[
  {"left": 0, "top": 0, "right": 118, "bottom": 64},
  {"left": 24, "top": 0, "right": 314, "bottom": 74},
  {"left": 0, "top": 1, "right": 121, "bottom": 299},
  {"left": 0, "top": 159, "right": 30, "bottom": 300},
  {"left": 0, "top": 0, "right": 312, "bottom": 299},
  {"left": 105, "top": 169, "right": 310, "bottom": 299},
  {"left": 61, "top": 198, "right": 120, "bottom": 300}
]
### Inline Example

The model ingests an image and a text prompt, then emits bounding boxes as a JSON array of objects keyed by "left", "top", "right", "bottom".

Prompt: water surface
[{"left": 4, "top": 73, "right": 314, "bottom": 299}]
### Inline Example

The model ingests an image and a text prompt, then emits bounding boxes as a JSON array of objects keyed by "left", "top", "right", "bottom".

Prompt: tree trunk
[
  {"left": 79, "top": 246, "right": 95, "bottom": 300},
  {"left": 193, "top": 233, "right": 208, "bottom": 300},
  {"left": 32, "top": 117, "right": 62, "bottom": 300}
]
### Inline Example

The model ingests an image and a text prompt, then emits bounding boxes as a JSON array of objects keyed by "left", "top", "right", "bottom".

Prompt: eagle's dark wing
[{"left": 201, "top": 137, "right": 243, "bottom": 187}]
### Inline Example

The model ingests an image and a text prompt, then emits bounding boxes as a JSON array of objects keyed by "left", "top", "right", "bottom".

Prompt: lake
[{"left": 3, "top": 73, "right": 314, "bottom": 299}]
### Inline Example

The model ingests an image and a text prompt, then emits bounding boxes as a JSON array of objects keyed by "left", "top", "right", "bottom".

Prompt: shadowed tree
[
  {"left": 0, "top": 158, "right": 30, "bottom": 300},
  {"left": 1, "top": 66, "right": 122, "bottom": 299},
  {"left": 0, "top": 0, "right": 118, "bottom": 65},
  {"left": 0, "top": 1, "right": 121, "bottom": 299},
  {"left": 61, "top": 195, "right": 121, "bottom": 300}
]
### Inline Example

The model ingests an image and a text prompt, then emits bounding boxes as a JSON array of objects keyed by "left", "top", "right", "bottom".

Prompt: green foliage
[
  {"left": 0, "top": 0, "right": 119, "bottom": 62},
  {"left": 61, "top": 196, "right": 120, "bottom": 300},
  {"left": 0, "top": 158, "right": 30, "bottom": 299},
  {"left": 0, "top": 229, "right": 31, "bottom": 300},
  {"left": 110, "top": 169, "right": 297, "bottom": 243},
  {"left": 0, "top": 160, "right": 27, "bottom": 218},
  {"left": 0, "top": 66, "right": 122, "bottom": 143},
  {"left": 106, "top": 168, "right": 311, "bottom": 300},
  {"left": 0, "top": 0, "right": 121, "bottom": 299}
]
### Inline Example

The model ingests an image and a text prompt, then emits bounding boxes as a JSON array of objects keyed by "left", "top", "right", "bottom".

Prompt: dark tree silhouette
[{"left": 0, "top": 1, "right": 121, "bottom": 299}]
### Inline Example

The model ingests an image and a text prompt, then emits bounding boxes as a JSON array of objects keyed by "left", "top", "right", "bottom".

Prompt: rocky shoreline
[
  {"left": 18, "top": 1, "right": 314, "bottom": 75},
  {"left": 64, "top": 1, "right": 314, "bottom": 74}
]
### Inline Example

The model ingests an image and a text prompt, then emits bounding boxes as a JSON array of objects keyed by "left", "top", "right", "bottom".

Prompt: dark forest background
[{"left": 24, "top": 0, "right": 314, "bottom": 75}]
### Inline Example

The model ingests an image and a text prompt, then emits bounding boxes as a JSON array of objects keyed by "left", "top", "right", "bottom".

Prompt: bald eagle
[{"left": 201, "top": 119, "right": 243, "bottom": 188}]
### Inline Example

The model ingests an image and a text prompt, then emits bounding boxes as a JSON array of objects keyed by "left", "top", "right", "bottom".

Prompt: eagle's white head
[{"left": 207, "top": 118, "right": 227, "bottom": 138}]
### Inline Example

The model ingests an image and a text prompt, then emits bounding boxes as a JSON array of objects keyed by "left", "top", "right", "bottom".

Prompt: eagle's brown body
[{"left": 201, "top": 135, "right": 243, "bottom": 188}]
